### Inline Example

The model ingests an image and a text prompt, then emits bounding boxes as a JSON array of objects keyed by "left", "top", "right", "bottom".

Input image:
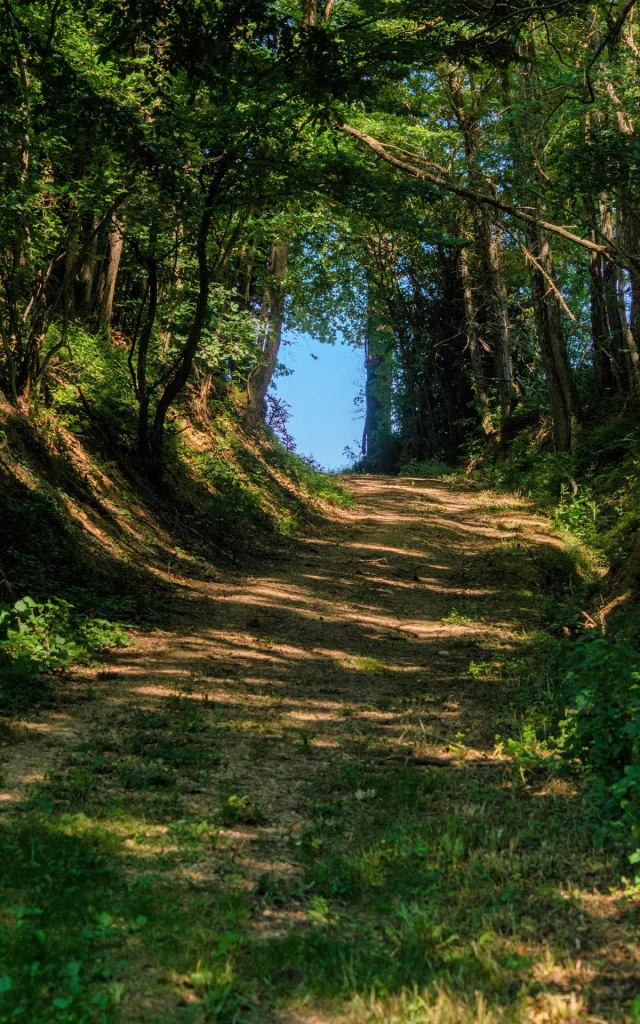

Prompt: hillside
[{"left": 0, "top": 390, "right": 350, "bottom": 707}]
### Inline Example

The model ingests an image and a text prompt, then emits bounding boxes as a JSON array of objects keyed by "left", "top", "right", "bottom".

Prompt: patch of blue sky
[{"left": 274, "top": 332, "right": 364, "bottom": 470}]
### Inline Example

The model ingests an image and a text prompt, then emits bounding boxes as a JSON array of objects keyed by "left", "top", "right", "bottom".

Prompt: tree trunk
[
  {"left": 96, "top": 214, "right": 125, "bottom": 336},
  {"left": 514, "top": 39, "right": 580, "bottom": 450},
  {"left": 459, "top": 245, "right": 494, "bottom": 435},
  {"left": 615, "top": 207, "right": 640, "bottom": 396},
  {"left": 472, "top": 211, "right": 513, "bottom": 418},
  {"left": 76, "top": 214, "right": 98, "bottom": 318},
  {"left": 245, "top": 241, "right": 289, "bottom": 430},
  {"left": 148, "top": 162, "right": 229, "bottom": 475},
  {"left": 598, "top": 200, "right": 631, "bottom": 393},
  {"left": 526, "top": 224, "right": 580, "bottom": 451},
  {"left": 361, "top": 284, "right": 393, "bottom": 462},
  {"left": 301, "top": 0, "right": 317, "bottom": 26},
  {"left": 588, "top": 238, "right": 615, "bottom": 394},
  {"left": 135, "top": 254, "right": 158, "bottom": 461},
  {"left": 631, "top": 260, "right": 640, "bottom": 387},
  {"left": 445, "top": 72, "right": 512, "bottom": 421}
]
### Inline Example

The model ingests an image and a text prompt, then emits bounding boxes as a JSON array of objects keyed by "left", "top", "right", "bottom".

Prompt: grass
[
  {"left": 2, "top": 394, "right": 640, "bottom": 1022},
  {"left": 1, "top": 598, "right": 629, "bottom": 1018},
  {"left": 346, "top": 656, "right": 386, "bottom": 674},
  {"left": 0, "top": 596, "right": 131, "bottom": 717},
  {"left": 470, "top": 411, "right": 640, "bottom": 602},
  {"left": 441, "top": 608, "right": 473, "bottom": 627},
  {"left": 1, "top": 685, "right": 638, "bottom": 1023},
  {"left": 399, "top": 458, "right": 455, "bottom": 478},
  {"left": 0, "top": 386, "right": 351, "bottom": 733}
]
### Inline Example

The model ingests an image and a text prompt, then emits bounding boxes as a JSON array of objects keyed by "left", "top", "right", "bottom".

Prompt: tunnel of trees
[
  {"left": 1, "top": 0, "right": 640, "bottom": 469},
  {"left": 5, "top": 6, "right": 640, "bottom": 1019}
]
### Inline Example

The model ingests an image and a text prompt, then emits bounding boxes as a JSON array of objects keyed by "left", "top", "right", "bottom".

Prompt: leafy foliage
[
  {"left": 0, "top": 597, "right": 129, "bottom": 714},
  {"left": 562, "top": 637, "right": 640, "bottom": 841}
]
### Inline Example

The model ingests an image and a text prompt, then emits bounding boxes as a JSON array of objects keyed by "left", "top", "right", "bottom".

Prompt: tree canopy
[{"left": 2, "top": 0, "right": 640, "bottom": 465}]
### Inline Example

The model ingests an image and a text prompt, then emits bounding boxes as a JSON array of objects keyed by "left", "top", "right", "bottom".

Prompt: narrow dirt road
[{"left": 2, "top": 478, "right": 638, "bottom": 1023}]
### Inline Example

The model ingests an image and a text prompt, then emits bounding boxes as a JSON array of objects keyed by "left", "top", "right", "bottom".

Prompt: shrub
[
  {"left": 0, "top": 597, "right": 129, "bottom": 714},
  {"left": 399, "top": 457, "right": 454, "bottom": 477},
  {"left": 561, "top": 636, "right": 640, "bottom": 839}
]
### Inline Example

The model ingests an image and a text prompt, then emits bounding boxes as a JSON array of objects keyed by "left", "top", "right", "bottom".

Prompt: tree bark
[
  {"left": 615, "top": 207, "right": 640, "bottom": 396},
  {"left": 245, "top": 241, "right": 289, "bottom": 430},
  {"left": 515, "top": 40, "right": 580, "bottom": 450},
  {"left": 76, "top": 213, "right": 98, "bottom": 318},
  {"left": 459, "top": 245, "right": 494, "bottom": 435},
  {"left": 526, "top": 224, "right": 580, "bottom": 451},
  {"left": 445, "top": 73, "right": 512, "bottom": 422},
  {"left": 472, "top": 212, "right": 513, "bottom": 418},
  {"left": 588, "top": 244, "right": 615, "bottom": 394},
  {"left": 361, "top": 283, "right": 393, "bottom": 462},
  {"left": 301, "top": 0, "right": 333, "bottom": 26},
  {"left": 134, "top": 254, "right": 158, "bottom": 461},
  {"left": 301, "top": 0, "right": 317, "bottom": 26},
  {"left": 96, "top": 214, "right": 125, "bottom": 335},
  {"left": 148, "top": 163, "right": 229, "bottom": 474}
]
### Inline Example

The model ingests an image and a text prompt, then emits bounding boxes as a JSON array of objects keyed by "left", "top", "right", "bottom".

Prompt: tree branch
[{"left": 339, "top": 122, "right": 616, "bottom": 259}]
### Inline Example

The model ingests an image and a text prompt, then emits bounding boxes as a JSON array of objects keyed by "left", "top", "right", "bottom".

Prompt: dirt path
[{"left": 1, "top": 477, "right": 638, "bottom": 1024}]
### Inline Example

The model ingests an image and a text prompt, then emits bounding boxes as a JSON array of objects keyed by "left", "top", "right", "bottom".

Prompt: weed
[
  {"left": 441, "top": 608, "right": 473, "bottom": 626},
  {"left": 220, "top": 793, "right": 265, "bottom": 827},
  {"left": 561, "top": 635, "right": 640, "bottom": 839}
]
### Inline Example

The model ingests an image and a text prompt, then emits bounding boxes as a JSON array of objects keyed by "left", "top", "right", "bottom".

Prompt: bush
[
  {"left": 553, "top": 492, "right": 600, "bottom": 545},
  {"left": 561, "top": 636, "right": 640, "bottom": 839},
  {"left": 0, "top": 597, "right": 129, "bottom": 714},
  {"left": 399, "top": 457, "right": 454, "bottom": 477}
]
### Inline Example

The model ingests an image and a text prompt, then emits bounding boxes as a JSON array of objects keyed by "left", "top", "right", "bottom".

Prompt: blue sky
[{"left": 273, "top": 333, "right": 365, "bottom": 470}]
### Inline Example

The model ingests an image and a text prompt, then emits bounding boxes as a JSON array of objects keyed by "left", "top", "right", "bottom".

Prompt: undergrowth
[
  {"left": 473, "top": 412, "right": 640, "bottom": 572},
  {"left": 0, "top": 597, "right": 130, "bottom": 715},
  {"left": 439, "top": 411, "right": 640, "bottom": 858}
]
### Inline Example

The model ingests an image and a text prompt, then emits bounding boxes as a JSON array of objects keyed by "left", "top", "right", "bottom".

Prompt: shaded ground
[{"left": 1, "top": 477, "right": 639, "bottom": 1023}]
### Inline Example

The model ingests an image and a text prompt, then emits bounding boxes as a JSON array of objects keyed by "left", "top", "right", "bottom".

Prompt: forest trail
[{"left": 2, "top": 478, "right": 637, "bottom": 1023}]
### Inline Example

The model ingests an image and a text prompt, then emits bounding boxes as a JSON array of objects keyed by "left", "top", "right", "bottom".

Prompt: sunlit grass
[
  {"left": 1, "top": 477, "right": 637, "bottom": 1023},
  {"left": 1, "top": 726, "right": 633, "bottom": 1023}
]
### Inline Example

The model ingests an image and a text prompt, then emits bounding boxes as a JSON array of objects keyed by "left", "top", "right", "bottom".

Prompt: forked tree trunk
[{"left": 300, "top": 0, "right": 333, "bottom": 25}]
